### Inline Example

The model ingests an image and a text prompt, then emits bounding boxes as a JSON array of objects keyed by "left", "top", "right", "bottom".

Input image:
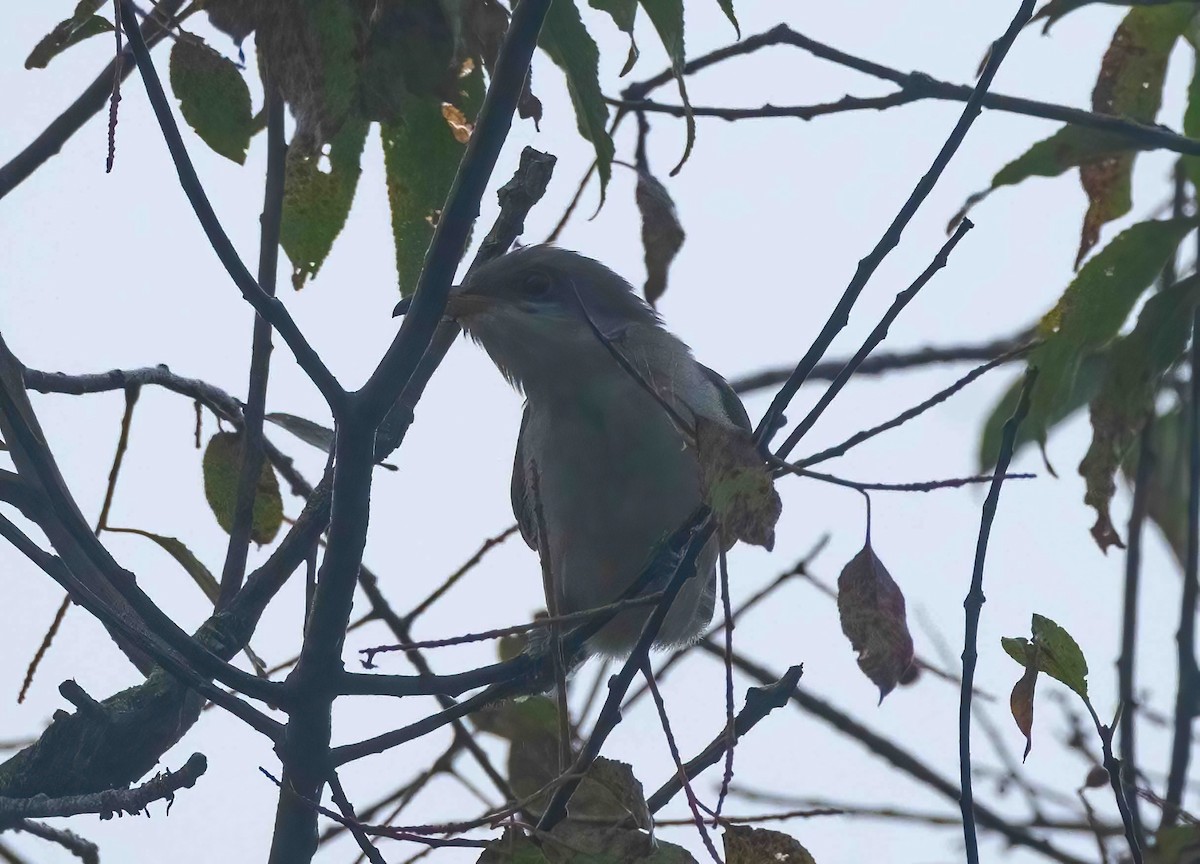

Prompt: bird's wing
[
  {"left": 698, "top": 363, "right": 752, "bottom": 432},
  {"left": 511, "top": 402, "right": 540, "bottom": 551}
]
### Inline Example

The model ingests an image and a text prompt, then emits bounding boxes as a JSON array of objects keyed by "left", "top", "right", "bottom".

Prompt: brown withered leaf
[
  {"left": 695, "top": 417, "right": 781, "bottom": 550},
  {"left": 636, "top": 168, "right": 685, "bottom": 307},
  {"left": 724, "top": 825, "right": 817, "bottom": 864},
  {"left": 463, "top": 0, "right": 542, "bottom": 125},
  {"left": 1010, "top": 643, "right": 1039, "bottom": 761},
  {"left": 1074, "top": 5, "right": 1191, "bottom": 266},
  {"left": 837, "top": 542, "right": 915, "bottom": 702}
]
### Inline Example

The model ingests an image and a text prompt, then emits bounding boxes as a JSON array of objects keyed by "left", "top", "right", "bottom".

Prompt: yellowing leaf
[
  {"left": 695, "top": 417, "right": 781, "bottom": 550},
  {"left": 202, "top": 432, "right": 283, "bottom": 546},
  {"left": 1003, "top": 614, "right": 1090, "bottom": 699},
  {"left": 1075, "top": 5, "right": 1192, "bottom": 265},
  {"left": 1080, "top": 275, "right": 1200, "bottom": 550},
  {"left": 837, "top": 542, "right": 915, "bottom": 702}
]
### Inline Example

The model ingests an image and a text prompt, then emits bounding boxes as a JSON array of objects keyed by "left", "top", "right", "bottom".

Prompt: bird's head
[{"left": 394, "top": 246, "right": 662, "bottom": 395}]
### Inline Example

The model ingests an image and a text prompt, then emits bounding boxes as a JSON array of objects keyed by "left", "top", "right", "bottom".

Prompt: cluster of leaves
[
  {"left": 27, "top": 0, "right": 714, "bottom": 302},
  {"left": 969, "top": 2, "right": 1200, "bottom": 561},
  {"left": 474, "top": 693, "right": 818, "bottom": 863}
]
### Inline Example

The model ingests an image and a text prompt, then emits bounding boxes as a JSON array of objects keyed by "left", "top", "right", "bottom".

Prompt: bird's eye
[{"left": 524, "top": 272, "right": 552, "bottom": 298}]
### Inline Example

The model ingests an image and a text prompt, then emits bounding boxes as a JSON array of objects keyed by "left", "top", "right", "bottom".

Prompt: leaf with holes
[
  {"left": 382, "top": 82, "right": 480, "bottom": 294},
  {"left": 724, "top": 825, "right": 816, "bottom": 864},
  {"left": 1003, "top": 613, "right": 1090, "bottom": 700},
  {"left": 837, "top": 541, "right": 915, "bottom": 702},
  {"left": 26, "top": 0, "right": 113, "bottom": 70},
  {"left": 1080, "top": 274, "right": 1200, "bottom": 550},
  {"left": 636, "top": 169, "right": 685, "bottom": 306},
  {"left": 695, "top": 417, "right": 781, "bottom": 550},
  {"left": 202, "top": 432, "right": 283, "bottom": 545},
  {"left": 539, "top": 0, "right": 613, "bottom": 196},
  {"left": 1075, "top": 5, "right": 1192, "bottom": 266},
  {"left": 281, "top": 117, "right": 369, "bottom": 289},
  {"left": 168, "top": 37, "right": 255, "bottom": 164},
  {"left": 568, "top": 758, "right": 651, "bottom": 829}
]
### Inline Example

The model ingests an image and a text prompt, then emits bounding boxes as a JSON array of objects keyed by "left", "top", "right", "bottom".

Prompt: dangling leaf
[
  {"left": 639, "top": 0, "right": 696, "bottom": 174},
  {"left": 695, "top": 417, "right": 781, "bottom": 550},
  {"left": 1022, "top": 218, "right": 1193, "bottom": 447},
  {"left": 106, "top": 527, "right": 220, "bottom": 603},
  {"left": 635, "top": 168, "right": 685, "bottom": 306},
  {"left": 539, "top": 0, "right": 614, "bottom": 196},
  {"left": 837, "top": 541, "right": 915, "bottom": 702},
  {"left": 1075, "top": 5, "right": 1192, "bottom": 266},
  {"left": 1124, "top": 408, "right": 1191, "bottom": 571},
  {"left": 202, "top": 431, "right": 283, "bottom": 545},
  {"left": 1080, "top": 275, "right": 1200, "bottom": 551},
  {"left": 1010, "top": 641, "right": 1039, "bottom": 760},
  {"left": 950, "top": 126, "right": 1143, "bottom": 229},
  {"left": 26, "top": 0, "right": 113, "bottom": 70},
  {"left": 590, "top": 0, "right": 639, "bottom": 75},
  {"left": 280, "top": 117, "right": 369, "bottom": 289},
  {"left": 168, "top": 37, "right": 255, "bottom": 164}
]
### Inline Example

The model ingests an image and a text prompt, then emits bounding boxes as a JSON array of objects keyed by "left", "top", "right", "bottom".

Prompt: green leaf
[
  {"left": 539, "top": 0, "right": 614, "bottom": 195},
  {"left": 477, "top": 830, "right": 552, "bottom": 864},
  {"left": 952, "top": 126, "right": 1143, "bottom": 227},
  {"left": 1003, "top": 613, "right": 1090, "bottom": 699},
  {"left": 1075, "top": 5, "right": 1192, "bottom": 265},
  {"left": 712, "top": 0, "right": 739, "bottom": 37},
  {"left": 201, "top": 431, "right": 283, "bottom": 546},
  {"left": 106, "top": 527, "right": 220, "bottom": 603},
  {"left": 1124, "top": 408, "right": 1191, "bottom": 571},
  {"left": 168, "top": 37, "right": 254, "bottom": 164},
  {"left": 589, "top": 0, "right": 639, "bottom": 75},
  {"left": 26, "top": 0, "right": 113, "bottom": 70},
  {"left": 281, "top": 117, "right": 369, "bottom": 289},
  {"left": 978, "top": 353, "right": 1107, "bottom": 472},
  {"left": 1024, "top": 218, "right": 1193, "bottom": 445},
  {"left": 1184, "top": 43, "right": 1200, "bottom": 190},
  {"left": 1080, "top": 274, "right": 1200, "bottom": 550},
  {"left": 382, "top": 87, "right": 478, "bottom": 294},
  {"left": 724, "top": 825, "right": 817, "bottom": 864},
  {"left": 264, "top": 413, "right": 335, "bottom": 453},
  {"left": 639, "top": 0, "right": 695, "bottom": 174}
]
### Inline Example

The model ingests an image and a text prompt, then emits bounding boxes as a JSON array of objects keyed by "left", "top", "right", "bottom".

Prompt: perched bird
[{"left": 398, "top": 246, "right": 752, "bottom": 657}]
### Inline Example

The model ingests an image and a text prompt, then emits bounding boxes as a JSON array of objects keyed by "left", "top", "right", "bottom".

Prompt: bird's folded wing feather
[
  {"left": 698, "top": 363, "right": 752, "bottom": 432},
  {"left": 511, "top": 403, "right": 539, "bottom": 551}
]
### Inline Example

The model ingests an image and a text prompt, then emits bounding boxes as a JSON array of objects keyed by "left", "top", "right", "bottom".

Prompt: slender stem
[
  {"left": 959, "top": 368, "right": 1037, "bottom": 863},
  {"left": 754, "top": 1, "right": 1035, "bottom": 446},
  {"left": 1119, "top": 424, "right": 1155, "bottom": 848},
  {"left": 217, "top": 84, "right": 286, "bottom": 609},
  {"left": 1165, "top": 305, "right": 1200, "bottom": 823}
]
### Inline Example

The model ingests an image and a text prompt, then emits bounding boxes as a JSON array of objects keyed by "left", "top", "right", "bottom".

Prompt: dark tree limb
[
  {"left": 959, "top": 368, "right": 1036, "bottom": 863},
  {"left": 217, "top": 84, "right": 286, "bottom": 609},
  {"left": 0, "top": 753, "right": 206, "bottom": 821}
]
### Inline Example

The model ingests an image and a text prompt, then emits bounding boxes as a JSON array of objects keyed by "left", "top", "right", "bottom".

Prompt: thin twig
[
  {"left": 754, "top": 1, "right": 1036, "bottom": 446},
  {"left": 801, "top": 344, "right": 1033, "bottom": 467},
  {"left": 959, "top": 367, "right": 1037, "bottom": 863},
  {"left": 776, "top": 218, "right": 974, "bottom": 458},
  {"left": 1165, "top": 304, "right": 1200, "bottom": 824}
]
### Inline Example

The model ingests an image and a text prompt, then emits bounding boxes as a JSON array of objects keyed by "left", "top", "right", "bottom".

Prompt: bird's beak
[{"left": 391, "top": 287, "right": 493, "bottom": 320}]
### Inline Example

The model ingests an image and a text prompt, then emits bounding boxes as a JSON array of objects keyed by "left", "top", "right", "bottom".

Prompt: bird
[{"left": 396, "top": 245, "right": 753, "bottom": 658}]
